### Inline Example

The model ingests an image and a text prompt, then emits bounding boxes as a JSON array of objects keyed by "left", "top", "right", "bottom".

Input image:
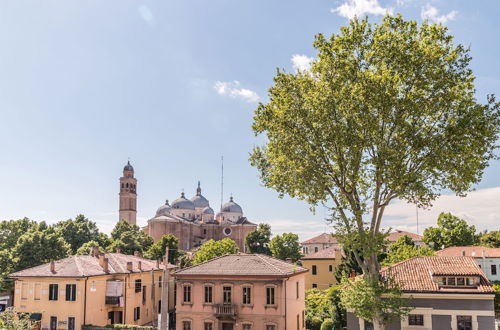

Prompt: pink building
[{"left": 173, "top": 254, "right": 308, "bottom": 330}]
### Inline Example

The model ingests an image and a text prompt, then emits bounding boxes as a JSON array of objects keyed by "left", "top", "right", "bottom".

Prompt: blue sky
[{"left": 1, "top": 0, "right": 499, "bottom": 240}]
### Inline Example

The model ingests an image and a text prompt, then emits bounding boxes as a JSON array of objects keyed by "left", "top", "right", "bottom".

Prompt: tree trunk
[{"left": 372, "top": 315, "right": 387, "bottom": 330}]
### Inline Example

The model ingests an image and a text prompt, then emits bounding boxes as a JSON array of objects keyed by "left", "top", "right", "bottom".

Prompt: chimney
[
  {"left": 156, "top": 259, "right": 160, "bottom": 269},
  {"left": 98, "top": 254, "right": 105, "bottom": 267},
  {"left": 134, "top": 251, "right": 141, "bottom": 257},
  {"left": 285, "top": 258, "right": 293, "bottom": 263},
  {"left": 334, "top": 248, "right": 343, "bottom": 260},
  {"left": 91, "top": 246, "right": 100, "bottom": 257},
  {"left": 350, "top": 269, "right": 357, "bottom": 278},
  {"left": 102, "top": 258, "right": 109, "bottom": 273},
  {"left": 126, "top": 261, "right": 133, "bottom": 272},
  {"left": 138, "top": 261, "right": 142, "bottom": 271},
  {"left": 50, "top": 261, "right": 56, "bottom": 274},
  {"left": 116, "top": 247, "right": 122, "bottom": 254}
]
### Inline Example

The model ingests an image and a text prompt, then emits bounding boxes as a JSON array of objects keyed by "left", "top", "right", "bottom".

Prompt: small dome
[
  {"left": 221, "top": 196, "right": 243, "bottom": 214},
  {"left": 171, "top": 192, "right": 195, "bottom": 210},
  {"left": 123, "top": 160, "right": 134, "bottom": 172},
  {"left": 156, "top": 200, "right": 171, "bottom": 217},
  {"left": 190, "top": 181, "right": 210, "bottom": 208},
  {"left": 202, "top": 206, "right": 214, "bottom": 215}
]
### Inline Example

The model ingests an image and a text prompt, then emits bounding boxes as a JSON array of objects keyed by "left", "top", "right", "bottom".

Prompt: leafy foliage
[
  {"left": 250, "top": 14, "right": 499, "bottom": 327},
  {"left": 191, "top": 238, "right": 239, "bottom": 265},
  {"left": 493, "top": 284, "right": 500, "bottom": 316},
  {"left": 0, "top": 308, "right": 37, "bottom": 330},
  {"left": 76, "top": 240, "right": 101, "bottom": 255},
  {"left": 382, "top": 235, "right": 434, "bottom": 266},
  {"left": 108, "top": 221, "right": 154, "bottom": 254},
  {"left": 54, "top": 214, "right": 106, "bottom": 253},
  {"left": 269, "top": 232, "right": 302, "bottom": 262},
  {"left": 0, "top": 218, "right": 37, "bottom": 251},
  {"left": 305, "top": 286, "right": 346, "bottom": 330},
  {"left": 423, "top": 212, "right": 478, "bottom": 250},
  {"left": 245, "top": 223, "right": 272, "bottom": 255},
  {"left": 320, "top": 319, "right": 334, "bottom": 330},
  {"left": 479, "top": 230, "right": 500, "bottom": 248},
  {"left": 145, "top": 234, "right": 179, "bottom": 264}
]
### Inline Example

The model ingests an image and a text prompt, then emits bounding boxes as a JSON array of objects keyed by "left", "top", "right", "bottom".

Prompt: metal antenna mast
[
  {"left": 416, "top": 205, "right": 419, "bottom": 235},
  {"left": 221, "top": 156, "right": 224, "bottom": 210}
]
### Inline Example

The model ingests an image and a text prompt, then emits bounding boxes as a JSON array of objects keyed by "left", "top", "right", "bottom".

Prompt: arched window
[{"left": 126, "top": 183, "right": 129, "bottom": 188}]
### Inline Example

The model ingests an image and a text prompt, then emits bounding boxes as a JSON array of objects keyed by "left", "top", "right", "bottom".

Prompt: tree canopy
[
  {"left": 54, "top": 214, "right": 106, "bottom": 254},
  {"left": 381, "top": 235, "right": 434, "bottom": 266},
  {"left": 145, "top": 234, "right": 179, "bottom": 264},
  {"left": 250, "top": 14, "right": 499, "bottom": 329},
  {"left": 269, "top": 232, "right": 302, "bottom": 262},
  {"left": 191, "top": 238, "right": 239, "bottom": 265},
  {"left": 108, "top": 221, "right": 154, "bottom": 254},
  {"left": 423, "top": 212, "right": 478, "bottom": 250},
  {"left": 245, "top": 223, "right": 272, "bottom": 255},
  {"left": 305, "top": 286, "right": 346, "bottom": 330},
  {"left": 479, "top": 230, "right": 500, "bottom": 248}
]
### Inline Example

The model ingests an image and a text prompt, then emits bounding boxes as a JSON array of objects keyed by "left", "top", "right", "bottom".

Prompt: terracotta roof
[
  {"left": 387, "top": 230, "right": 423, "bottom": 242},
  {"left": 9, "top": 253, "right": 176, "bottom": 278},
  {"left": 301, "top": 246, "right": 341, "bottom": 260},
  {"left": 301, "top": 233, "right": 337, "bottom": 245},
  {"left": 380, "top": 256, "right": 494, "bottom": 294},
  {"left": 436, "top": 246, "right": 500, "bottom": 258},
  {"left": 173, "top": 254, "right": 308, "bottom": 277}
]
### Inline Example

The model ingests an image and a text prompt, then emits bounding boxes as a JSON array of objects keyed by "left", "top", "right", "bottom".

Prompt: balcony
[
  {"left": 214, "top": 304, "right": 236, "bottom": 318},
  {"left": 105, "top": 296, "right": 121, "bottom": 305}
]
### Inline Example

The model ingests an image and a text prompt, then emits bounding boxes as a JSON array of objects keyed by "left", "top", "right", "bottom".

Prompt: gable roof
[
  {"left": 436, "top": 246, "right": 500, "bottom": 258},
  {"left": 387, "top": 230, "right": 423, "bottom": 242},
  {"left": 9, "top": 253, "right": 176, "bottom": 278},
  {"left": 301, "top": 233, "right": 337, "bottom": 245},
  {"left": 173, "top": 254, "right": 308, "bottom": 277},
  {"left": 301, "top": 246, "right": 341, "bottom": 260},
  {"left": 380, "top": 256, "right": 493, "bottom": 294}
]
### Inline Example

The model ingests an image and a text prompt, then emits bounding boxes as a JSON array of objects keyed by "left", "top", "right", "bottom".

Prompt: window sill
[
  {"left": 264, "top": 304, "right": 278, "bottom": 309},
  {"left": 182, "top": 302, "right": 193, "bottom": 306},
  {"left": 241, "top": 304, "right": 253, "bottom": 308}
]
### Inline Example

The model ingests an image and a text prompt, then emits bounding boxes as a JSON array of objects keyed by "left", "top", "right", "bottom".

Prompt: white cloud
[
  {"left": 266, "top": 218, "right": 329, "bottom": 242},
  {"left": 138, "top": 5, "right": 154, "bottom": 24},
  {"left": 214, "top": 80, "right": 260, "bottom": 103},
  {"left": 332, "top": 0, "right": 393, "bottom": 19},
  {"left": 421, "top": 4, "right": 457, "bottom": 24},
  {"left": 291, "top": 54, "right": 314, "bottom": 73}
]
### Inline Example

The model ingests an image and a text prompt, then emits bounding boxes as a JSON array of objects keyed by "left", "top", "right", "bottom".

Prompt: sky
[{"left": 0, "top": 0, "right": 499, "bottom": 241}]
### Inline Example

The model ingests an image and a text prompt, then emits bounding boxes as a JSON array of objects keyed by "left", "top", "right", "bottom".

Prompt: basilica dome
[
  {"left": 171, "top": 192, "right": 195, "bottom": 210},
  {"left": 190, "top": 182, "right": 210, "bottom": 208},
  {"left": 202, "top": 206, "right": 214, "bottom": 215},
  {"left": 155, "top": 200, "right": 171, "bottom": 217},
  {"left": 221, "top": 196, "right": 243, "bottom": 214}
]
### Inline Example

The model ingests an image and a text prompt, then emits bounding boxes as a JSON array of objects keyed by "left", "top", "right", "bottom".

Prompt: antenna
[
  {"left": 416, "top": 205, "right": 419, "bottom": 235},
  {"left": 221, "top": 156, "right": 224, "bottom": 210}
]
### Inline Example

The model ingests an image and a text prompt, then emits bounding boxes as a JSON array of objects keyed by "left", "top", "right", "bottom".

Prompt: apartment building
[
  {"left": 301, "top": 246, "right": 342, "bottom": 290},
  {"left": 173, "top": 253, "right": 308, "bottom": 330},
  {"left": 301, "top": 233, "right": 339, "bottom": 255},
  {"left": 9, "top": 251, "right": 176, "bottom": 329},
  {"left": 347, "top": 256, "right": 496, "bottom": 330}
]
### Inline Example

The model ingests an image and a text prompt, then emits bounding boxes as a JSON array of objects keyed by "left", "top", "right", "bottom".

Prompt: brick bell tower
[{"left": 119, "top": 160, "right": 137, "bottom": 225}]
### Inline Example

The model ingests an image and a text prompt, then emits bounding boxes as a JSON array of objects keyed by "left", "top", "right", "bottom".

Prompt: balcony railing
[
  {"left": 105, "top": 296, "right": 121, "bottom": 305},
  {"left": 214, "top": 304, "right": 236, "bottom": 318}
]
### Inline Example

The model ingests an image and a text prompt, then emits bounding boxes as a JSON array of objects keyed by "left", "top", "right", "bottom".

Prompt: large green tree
[
  {"left": 305, "top": 286, "right": 346, "bottom": 330},
  {"left": 0, "top": 218, "right": 37, "bottom": 251},
  {"left": 54, "top": 214, "right": 108, "bottom": 253},
  {"left": 382, "top": 235, "right": 434, "bottom": 266},
  {"left": 191, "top": 238, "right": 239, "bottom": 265},
  {"left": 423, "top": 212, "right": 478, "bottom": 250},
  {"left": 269, "top": 232, "right": 302, "bottom": 262},
  {"left": 479, "top": 230, "right": 500, "bottom": 248},
  {"left": 250, "top": 15, "right": 500, "bottom": 329},
  {"left": 108, "top": 221, "right": 154, "bottom": 255},
  {"left": 245, "top": 223, "right": 272, "bottom": 255},
  {"left": 145, "top": 234, "right": 179, "bottom": 264}
]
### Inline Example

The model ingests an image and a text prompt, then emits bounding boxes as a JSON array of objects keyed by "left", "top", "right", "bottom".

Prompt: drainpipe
[
  {"left": 83, "top": 278, "right": 88, "bottom": 326},
  {"left": 283, "top": 278, "right": 288, "bottom": 330}
]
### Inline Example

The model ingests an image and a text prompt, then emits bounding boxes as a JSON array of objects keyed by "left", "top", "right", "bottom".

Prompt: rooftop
[
  {"left": 9, "top": 253, "right": 176, "bottom": 278},
  {"left": 387, "top": 230, "right": 423, "bottom": 242},
  {"left": 436, "top": 246, "right": 500, "bottom": 258},
  {"left": 301, "top": 233, "right": 337, "bottom": 245},
  {"left": 380, "top": 256, "right": 493, "bottom": 294},
  {"left": 301, "top": 246, "right": 341, "bottom": 260},
  {"left": 174, "top": 253, "right": 308, "bottom": 277}
]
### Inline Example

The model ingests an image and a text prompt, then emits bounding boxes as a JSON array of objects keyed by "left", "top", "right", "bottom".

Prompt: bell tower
[{"left": 119, "top": 161, "right": 137, "bottom": 225}]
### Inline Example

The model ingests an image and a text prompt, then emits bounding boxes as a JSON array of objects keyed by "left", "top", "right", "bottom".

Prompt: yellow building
[
  {"left": 301, "top": 246, "right": 342, "bottom": 290},
  {"left": 9, "top": 251, "right": 176, "bottom": 330}
]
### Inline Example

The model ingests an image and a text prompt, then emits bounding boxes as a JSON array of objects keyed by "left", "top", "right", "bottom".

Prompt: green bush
[{"left": 321, "top": 319, "right": 334, "bottom": 330}]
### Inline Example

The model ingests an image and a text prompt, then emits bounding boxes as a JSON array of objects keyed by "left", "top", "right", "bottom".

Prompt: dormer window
[{"left": 438, "top": 276, "right": 475, "bottom": 287}]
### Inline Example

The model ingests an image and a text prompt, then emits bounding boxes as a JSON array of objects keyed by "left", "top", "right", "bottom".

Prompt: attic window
[{"left": 439, "top": 276, "right": 475, "bottom": 287}]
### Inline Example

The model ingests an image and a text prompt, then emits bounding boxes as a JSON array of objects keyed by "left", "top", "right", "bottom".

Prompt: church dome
[
  {"left": 202, "top": 206, "right": 214, "bottom": 215},
  {"left": 171, "top": 192, "right": 195, "bottom": 210},
  {"left": 221, "top": 196, "right": 243, "bottom": 214},
  {"left": 123, "top": 161, "right": 134, "bottom": 172},
  {"left": 190, "top": 181, "right": 210, "bottom": 208},
  {"left": 156, "top": 200, "right": 171, "bottom": 217}
]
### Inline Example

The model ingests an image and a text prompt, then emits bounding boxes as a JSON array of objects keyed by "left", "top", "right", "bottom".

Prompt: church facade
[{"left": 118, "top": 162, "right": 257, "bottom": 251}]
